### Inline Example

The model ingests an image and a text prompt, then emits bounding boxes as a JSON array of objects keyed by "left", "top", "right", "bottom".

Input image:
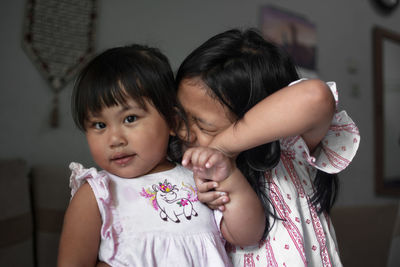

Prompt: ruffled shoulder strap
[
  {"left": 69, "top": 162, "right": 113, "bottom": 206},
  {"left": 69, "top": 162, "right": 102, "bottom": 198}
]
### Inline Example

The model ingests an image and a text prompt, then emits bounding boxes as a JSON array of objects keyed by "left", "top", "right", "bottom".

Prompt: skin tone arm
[
  {"left": 96, "top": 263, "right": 111, "bottom": 267},
  {"left": 182, "top": 147, "right": 266, "bottom": 246},
  {"left": 211, "top": 79, "right": 336, "bottom": 160},
  {"left": 58, "top": 183, "right": 101, "bottom": 267},
  {"left": 201, "top": 79, "right": 335, "bottom": 209}
]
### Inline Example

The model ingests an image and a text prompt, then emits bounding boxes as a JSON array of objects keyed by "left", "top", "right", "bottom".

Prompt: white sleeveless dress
[{"left": 69, "top": 163, "right": 232, "bottom": 267}]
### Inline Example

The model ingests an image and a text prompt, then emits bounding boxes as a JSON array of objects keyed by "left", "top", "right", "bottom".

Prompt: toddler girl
[{"left": 57, "top": 44, "right": 264, "bottom": 266}]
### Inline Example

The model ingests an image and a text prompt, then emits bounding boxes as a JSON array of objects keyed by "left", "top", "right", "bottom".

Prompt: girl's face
[
  {"left": 85, "top": 97, "right": 173, "bottom": 178},
  {"left": 177, "top": 77, "right": 235, "bottom": 147}
]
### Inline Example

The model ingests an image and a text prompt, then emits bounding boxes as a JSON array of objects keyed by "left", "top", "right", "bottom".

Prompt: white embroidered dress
[
  {"left": 69, "top": 164, "right": 232, "bottom": 267},
  {"left": 228, "top": 81, "right": 360, "bottom": 267}
]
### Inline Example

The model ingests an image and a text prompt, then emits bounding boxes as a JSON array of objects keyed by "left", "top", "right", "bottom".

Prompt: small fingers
[
  {"left": 197, "top": 190, "right": 228, "bottom": 204},
  {"left": 182, "top": 147, "right": 216, "bottom": 169},
  {"left": 206, "top": 203, "right": 227, "bottom": 211},
  {"left": 208, "top": 195, "right": 230, "bottom": 207},
  {"left": 195, "top": 179, "right": 218, "bottom": 193},
  {"left": 181, "top": 148, "right": 194, "bottom": 167},
  {"left": 204, "top": 152, "right": 224, "bottom": 169}
]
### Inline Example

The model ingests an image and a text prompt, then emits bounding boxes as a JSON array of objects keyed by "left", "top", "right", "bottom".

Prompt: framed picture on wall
[
  {"left": 259, "top": 5, "right": 317, "bottom": 78},
  {"left": 373, "top": 26, "right": 400, "bottom": 196}
]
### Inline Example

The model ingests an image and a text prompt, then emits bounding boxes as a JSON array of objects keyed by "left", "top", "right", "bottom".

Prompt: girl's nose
[
  {"left": 109, "top": 129, "right": 127, "bottom": 148},
  {"left": 187, "top": 130, "right": 196, "bottom": 144}
]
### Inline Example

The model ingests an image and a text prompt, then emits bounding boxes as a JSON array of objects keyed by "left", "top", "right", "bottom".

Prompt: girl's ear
[{"left": 171, "top": 105, "right": 186, "bottom": 137}]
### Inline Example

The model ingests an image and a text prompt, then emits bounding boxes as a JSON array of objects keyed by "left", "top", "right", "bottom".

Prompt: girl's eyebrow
[
  {"left": 120, "top": 101, "right": 145, "bottom": 112},
  {"left": 87, "top": 111, "right": 101, "bottom": 118}
]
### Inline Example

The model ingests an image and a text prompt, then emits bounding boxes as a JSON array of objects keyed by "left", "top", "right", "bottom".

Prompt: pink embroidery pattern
[
  {"left": 180, "top": 182, "right": 199, "bottom": 202},
  {"left": 281, "top": 136, "right": 301, "bottom": 152},
  {"left": 281, "top": 153, "right": 305, "bottom": 199},
  {"left": 244, "top": 253, "right": 255, "bottom": 267},
  {"left": 330, "top": 123, "right": 360, "bottom": 135},
  {"left": 281, "top": 153, "right": 333, "bottom": 267},
  {"left": 265, "top": 238, "right": 278, "bottom": 267},
  {"left": 178, "top": 198, "right": 188, "bottom": 206},
  {"left": 140, "top": 179, "right": 198, "bottom": 223},
  {"left": 269, "top": 180, "right": 306, "bottom": 265},
  {"left": 322, "top": 146, "right": 350, "bottom": 171},
  {"left": 308, "top": 201, "right": 332, "bottom": 267},
  {"left": 140, "top": 188, "right": 158, "bottom": 210}
]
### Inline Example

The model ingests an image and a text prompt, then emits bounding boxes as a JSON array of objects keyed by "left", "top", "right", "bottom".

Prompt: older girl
[{"left": 178, "top": 28, "right": 360, "bottom": 266}]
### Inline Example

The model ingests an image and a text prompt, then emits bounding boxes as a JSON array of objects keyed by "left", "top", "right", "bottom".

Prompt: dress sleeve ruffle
[
  {"left": 68, "top": 162, "right": 121, "bottom": 262},
  {"left": 281, "top": 80, "right": 360, "bottom": 174},
  {"left": 69, "top": 162, "right": 106, "bottom": 198}
]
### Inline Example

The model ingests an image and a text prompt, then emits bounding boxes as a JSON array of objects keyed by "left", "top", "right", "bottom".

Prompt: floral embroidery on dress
[
  {"left": 140, "top": 179, "right": 199, "bottom": 223},
  {"left": 244, "top": 253, "right": 255, "bottom": 267}
]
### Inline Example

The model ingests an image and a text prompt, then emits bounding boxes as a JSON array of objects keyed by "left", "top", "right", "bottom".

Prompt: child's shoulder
[{"left": 70, "top": 182, "right": 96, "bottom": 203}]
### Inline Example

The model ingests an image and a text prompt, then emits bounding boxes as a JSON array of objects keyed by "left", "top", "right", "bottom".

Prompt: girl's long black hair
[{"left": 175, "top": 28, "right": 338, "bottom": 237}]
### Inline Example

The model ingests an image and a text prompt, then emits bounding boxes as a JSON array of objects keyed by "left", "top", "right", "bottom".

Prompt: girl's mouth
[{"left": 111, "top": 154, "right": 135, "bottom": 166}]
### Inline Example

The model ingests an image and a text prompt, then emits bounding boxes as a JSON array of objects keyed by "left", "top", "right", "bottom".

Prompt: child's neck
[{"left": 146, "top": 159, "right": 175, "bottom": 175}]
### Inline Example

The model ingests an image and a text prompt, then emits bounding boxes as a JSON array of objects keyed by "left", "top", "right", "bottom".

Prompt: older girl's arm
[
  {"left": 58, "top": 183, "right": 101, "bottom": 267},
  {"left": 211, "top": 79, "right": 335, "bottom": 155},
  {"left": 183, "top": 147, "right": 265, "bottom": 246},
  {"left": 214, "top": 166, "right": 265, "bottom": 246}
]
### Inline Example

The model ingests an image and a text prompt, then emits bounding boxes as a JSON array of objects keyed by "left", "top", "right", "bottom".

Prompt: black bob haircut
[{"left": 72, "top": 44, "right": 178, "bottom": 133}]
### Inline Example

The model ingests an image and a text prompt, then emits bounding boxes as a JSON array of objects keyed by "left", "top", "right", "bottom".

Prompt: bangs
[
  {"left": 73, "top": 66, "right": 147, "bottom": 130},
  {"left": 85, "top": 80, "right": 146, "bottom": 115}
]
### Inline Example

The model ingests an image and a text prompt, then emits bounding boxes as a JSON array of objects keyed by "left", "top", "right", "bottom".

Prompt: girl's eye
[
  {"left": 198, "top": 125, "right": 218, "bottom": 136},
  {"left": 124, "top": 115, "right": 137, "bottom": 123},
  {"left": 94, "top": 122, "right": 106, "bottom": 129}
]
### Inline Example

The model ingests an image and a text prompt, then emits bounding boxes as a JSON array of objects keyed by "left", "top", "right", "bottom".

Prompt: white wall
[{"left": 0, "top": 0, "right": 399, "bottom": 206}]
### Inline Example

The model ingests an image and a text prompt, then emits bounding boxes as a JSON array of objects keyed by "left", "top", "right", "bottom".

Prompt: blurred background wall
[{"left": 0, "top": 0, "right": 399, "bottom": 207}]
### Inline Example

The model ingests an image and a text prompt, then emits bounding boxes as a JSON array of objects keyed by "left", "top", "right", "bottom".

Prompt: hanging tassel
[{"left": 50, "top": 93, "right": 59, "bottom": 128}]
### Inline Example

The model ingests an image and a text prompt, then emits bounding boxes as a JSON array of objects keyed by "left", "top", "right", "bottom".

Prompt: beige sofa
[
  {"left": 0, "top": 159, "right": 70, "bottom": 267},
  {"left": 0, "top": 158, "right": 399, "bottom": 267}
]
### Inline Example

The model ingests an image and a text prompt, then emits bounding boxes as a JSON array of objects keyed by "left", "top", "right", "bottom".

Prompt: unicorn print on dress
[{"left": 140, "top": 179, "right": 198, "bottom": 223}]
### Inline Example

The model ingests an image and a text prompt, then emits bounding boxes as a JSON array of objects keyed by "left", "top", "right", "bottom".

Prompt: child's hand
[
  {"left": 182, "top": 146, "right": 234, "bottom": 181},
  {"left": 194, "top": 176, "right": 230, "bottom": 211},
  {"left": 182, "top": 146, "right": 234, "bottom": 210}
]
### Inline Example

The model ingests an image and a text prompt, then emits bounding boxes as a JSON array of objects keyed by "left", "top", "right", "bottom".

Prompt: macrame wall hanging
[{"left": 22, "top": 0, "right": 97, "bottom": 128}]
